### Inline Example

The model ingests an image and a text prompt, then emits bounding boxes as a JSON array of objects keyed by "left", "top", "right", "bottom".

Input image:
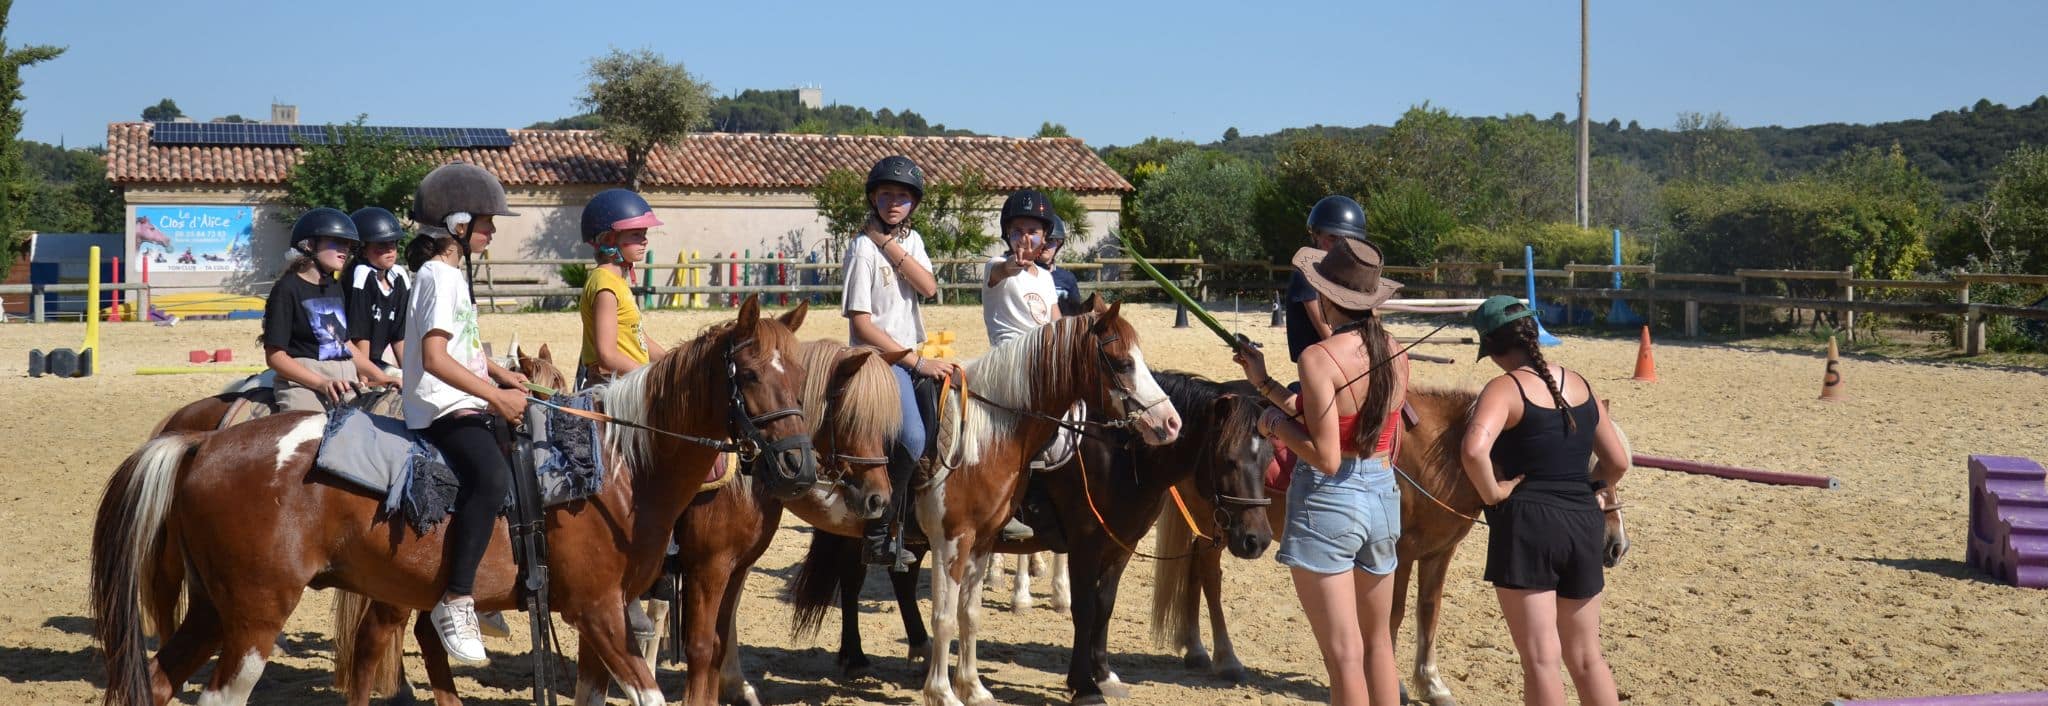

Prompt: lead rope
[{"left": 1077, "top": 448, "right": 1206, "bottom": 562}]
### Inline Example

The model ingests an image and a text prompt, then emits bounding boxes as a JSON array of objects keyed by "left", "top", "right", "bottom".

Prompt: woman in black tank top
[{"left": 1460, "top": 296, "right": 1631, "bottom": 706}]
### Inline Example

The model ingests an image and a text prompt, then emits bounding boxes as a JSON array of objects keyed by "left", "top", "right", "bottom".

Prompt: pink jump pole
[
  {"left": 1632, "top": 454, "right": 1840, "bottom": 490},
  {"left": 1827, "top": 691, "right": 2048, "bottom": 706}
]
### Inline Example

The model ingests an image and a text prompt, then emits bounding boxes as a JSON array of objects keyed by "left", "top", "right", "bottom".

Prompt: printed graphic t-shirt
[
  {"left": 263, "top": 271, "right": 352, "bottom": 361},
  {"left": 982, "top": 255, "right": 1057, "bottom": 347},
  {"left": 841, "top": 230, "right": 934, "bottom": 348},
  {"left": 403, "top": 259, "right": 489, "bottom": 429}
]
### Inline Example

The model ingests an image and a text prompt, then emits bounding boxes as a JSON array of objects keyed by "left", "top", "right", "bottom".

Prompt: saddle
[{"left": 311, "top": 390, "right": 611, "bottom": 535}]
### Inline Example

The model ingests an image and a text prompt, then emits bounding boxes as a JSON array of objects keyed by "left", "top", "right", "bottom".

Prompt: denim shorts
[{"left": 1276, "top": 456, "right": 1402, "bottom": 575}]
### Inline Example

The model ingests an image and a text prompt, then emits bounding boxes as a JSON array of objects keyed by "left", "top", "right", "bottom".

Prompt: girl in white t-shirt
[
  {"left": 983, "top": 190, "right": 1062, "bottom": 347},
  {"left": 842, "top": 155, "right": 953, "bottom": 569},
  {"left": 400, "top": 162, "right": 530, "bottom": 667}
]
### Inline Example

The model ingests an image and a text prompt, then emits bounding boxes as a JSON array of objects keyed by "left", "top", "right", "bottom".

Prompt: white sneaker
[
  {"left": 431, "top": 598, "right": 491, "bottom": 666},
  {"left": 478, "top": 611, "right": 511, "bottom": 639}
]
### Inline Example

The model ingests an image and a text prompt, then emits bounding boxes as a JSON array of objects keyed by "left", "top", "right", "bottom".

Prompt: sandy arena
[{"left": 2, "top": 302, "right": 2044, "bottom": 704}]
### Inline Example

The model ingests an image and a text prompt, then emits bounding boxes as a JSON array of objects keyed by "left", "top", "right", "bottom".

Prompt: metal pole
[{"left": 1577, "top": 0, "right": 1591, "bottom": 229}]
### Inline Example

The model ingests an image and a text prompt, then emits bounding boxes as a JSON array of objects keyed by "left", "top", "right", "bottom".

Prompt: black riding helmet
[
  {"left": 1000, "top": 190, "right": 1056, "bottom": 236},
  {"left": 1049, "top": 213, "right": 1068, "bottom": 244},
  {"left": 1307, "top": 195, "right": 1368, "bottom": 240},
  {"left": 348, "top": 207, "right": 405, "bottom": 244},
  {"left": 865, "top": 155, "right": 926, "bottom": 203},
  {"left": 291, "top": 207, "right": 360, "bottom": 252}
]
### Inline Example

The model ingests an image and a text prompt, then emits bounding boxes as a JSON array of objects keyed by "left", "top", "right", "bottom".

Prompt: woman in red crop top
[{"left": 1237, "top": 235, "right": 1409, "bottom": 706}]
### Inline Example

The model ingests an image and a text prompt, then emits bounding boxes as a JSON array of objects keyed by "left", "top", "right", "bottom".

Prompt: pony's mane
[
  {"left": 797, "top": 340, "right": 903, "bottom": 448},
  {"left": 946, "top": 315, "right": 1103, "bottom": 466},
  {"left": 1409, "top": 385, "right": 1480, "bottom": 481},
  {"left": 1153, "top": 371, "right": 1262, "bottom": 458},
  {"left": 601, "top": 315, "right": 798, "bottom": 475}
]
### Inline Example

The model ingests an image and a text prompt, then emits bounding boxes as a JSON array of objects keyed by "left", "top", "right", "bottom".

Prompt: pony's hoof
[
  {"left": 380, "top": 688, "right": 421, "bottom": 706},
  {"left": 1426, "top": 692, "right": 1460, "bottom": 706},
  {"left": 723, "top": 682, "right": 762, "bottom": 706},
  {"left": 1215, "top": 663, "right": 1247, "bottom": 684},
  {"left": 837, "top": 651, "right": 872, "bottom": 677},
  {"left": 1071, "top": 694, "right": 1109, "bottom": 706},
  {"left": 1182, "top": 651, "right": 1213, "bottom": 671},
  {"left": 1096, "top": 677, "right": 1132, "bottom": 699}
]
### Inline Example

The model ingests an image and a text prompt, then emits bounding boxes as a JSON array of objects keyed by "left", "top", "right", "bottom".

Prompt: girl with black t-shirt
[
  {"left": 345, "top": 207, "right": 408, "bottom": 386},
  {"left": 264, "top": 208, "right": 366, "bottom": 413}
]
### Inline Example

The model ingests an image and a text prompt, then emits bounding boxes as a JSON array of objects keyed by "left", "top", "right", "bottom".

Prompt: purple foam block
[{"left": 1828, "top": 690, "right": 2048, "bottom": 705}]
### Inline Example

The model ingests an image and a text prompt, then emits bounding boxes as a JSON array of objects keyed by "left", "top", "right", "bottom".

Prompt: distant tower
[
  {"left": 797, "top": 85, "right": 823, "bottom": 110},
  {"left": 271, "top": 103, "right": 299, "bottom": 125}
]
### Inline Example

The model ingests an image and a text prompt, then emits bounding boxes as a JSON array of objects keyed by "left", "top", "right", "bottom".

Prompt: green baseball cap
[{"left": 1471, "top": 295, "right": 1538, "bottom": 360}]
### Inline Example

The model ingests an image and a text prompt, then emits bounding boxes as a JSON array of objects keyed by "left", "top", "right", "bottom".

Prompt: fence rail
[{"left": 11, "top": 256, "right": 2046, "bottom": 354}]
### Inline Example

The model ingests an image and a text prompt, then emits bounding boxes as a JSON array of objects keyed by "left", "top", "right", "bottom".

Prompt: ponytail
[
  {"left": 405, "top": 235, "right": 449, "bottom": 272},
  {"left": 1333, "top": 307, "right": 1398, "bottom": 451},
  {"left": 1482, "top": 306, "right": 1577, "bottom": 435}
]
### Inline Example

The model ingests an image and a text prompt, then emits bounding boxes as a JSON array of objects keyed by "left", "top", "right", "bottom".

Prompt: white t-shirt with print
[
  {"left": 841, "top": 230, "right": 934, "bottom": 348},
  {"left": 402, "top": 259, "right": 489, "bottom": 429},
  {"left": 982, "top": 255, "right": 1057, "bottom": 347}
]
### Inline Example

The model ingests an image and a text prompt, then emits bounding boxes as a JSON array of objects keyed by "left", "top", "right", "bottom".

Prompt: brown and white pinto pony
[
  {"left": 913, "top": 297, "right": 1182, "bottom": 706},
  {"left": 90, "top": 296, "right": 813, "bottom": 706},
  {"left": 1153, "top": 386, "right": 1632, "bottom": 706},
  {"left": 336, "top": 338, "right": 907, "bottom": 706}
]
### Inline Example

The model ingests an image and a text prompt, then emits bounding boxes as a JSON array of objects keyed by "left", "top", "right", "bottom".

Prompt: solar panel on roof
[{"left": 149, "top": 122, "right": 513, "bottom": 149}]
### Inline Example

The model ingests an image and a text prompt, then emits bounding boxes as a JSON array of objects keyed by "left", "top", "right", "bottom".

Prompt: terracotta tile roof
[{"left": 104, "top": 122, "right": 1132, "bottom": 193}]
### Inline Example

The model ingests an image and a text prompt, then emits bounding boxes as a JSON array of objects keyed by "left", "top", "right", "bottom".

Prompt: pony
[
  {"left": 91, "top": 296, "right": 814, "bottom": 706},
  {"left": 791, "top": 371, "right": 1273, "bottom": 705},
  {"left": 1152, "top": 386, "right": 1633, "bottom": 706}
]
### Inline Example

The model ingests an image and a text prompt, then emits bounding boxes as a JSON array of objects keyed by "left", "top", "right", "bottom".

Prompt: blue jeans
[
  {"left": 1276, "top": 456, "right": 1402, "bottom": 576},
  {"left": 889, "top": 366, "right": 927, "bottom": 460}
]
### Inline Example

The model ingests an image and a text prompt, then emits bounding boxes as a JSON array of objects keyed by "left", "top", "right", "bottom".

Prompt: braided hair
[{"left": 1482, "top": 304, "right": 1578, "bottom": 434}]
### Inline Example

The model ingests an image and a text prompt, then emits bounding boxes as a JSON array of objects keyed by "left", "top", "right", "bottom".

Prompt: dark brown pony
[
  {"left": 337, "top": 338, "right": 906, "bottom": 706},
  {"left": 790, "top": 371, "right": 1274, "bottom": 705},
  {"left": 91, "top": 296, "right": 813, "bottom": 706},
  {"left": 906, "top": 298, "right": 1184, "bottom": 706},
  {"left": 1153, "top": 386, "right": 1632, "bottom": 706}
]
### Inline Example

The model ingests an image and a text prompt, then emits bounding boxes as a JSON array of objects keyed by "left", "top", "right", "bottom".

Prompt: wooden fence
[{"left": 8, "top": 255, "right": 2046, "bottom": 354}]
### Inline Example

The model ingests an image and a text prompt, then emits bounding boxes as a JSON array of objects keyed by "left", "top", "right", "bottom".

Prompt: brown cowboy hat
[{"left": 1291, "top": 237, "right": 1404, "bottom": 311}]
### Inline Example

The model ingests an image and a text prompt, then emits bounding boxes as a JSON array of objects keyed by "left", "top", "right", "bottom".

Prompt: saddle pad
[
  {"left": 315, "top": 392, "right": 613, "bottom": 535},
  {"left": 1029, "top": 402, "right": 1087, "bottom": 472}
]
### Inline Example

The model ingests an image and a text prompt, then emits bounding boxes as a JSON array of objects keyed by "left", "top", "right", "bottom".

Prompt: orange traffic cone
[
  {"left": 1630, "top": 325, "right": 1658, "bottom": 382},
  {"left": 1819, "top": 335, "right": 1846, "bottom": 402}
]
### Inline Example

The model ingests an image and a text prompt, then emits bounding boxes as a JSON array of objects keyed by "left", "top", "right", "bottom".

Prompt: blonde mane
[
  {"left": 797, "top": 340, "right": 903, "bottom": 449},
  {"left": 939, "top": 316, "right": 1098, "bottom": 467}
]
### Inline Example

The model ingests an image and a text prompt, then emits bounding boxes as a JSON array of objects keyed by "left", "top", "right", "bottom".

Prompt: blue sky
[{"left": 11, "top": 0, "right": 2047, "bottom": 148}]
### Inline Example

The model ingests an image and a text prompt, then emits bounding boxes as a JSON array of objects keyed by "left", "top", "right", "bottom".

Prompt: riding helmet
[
  {"left": 999, "top": 190, "right": 1056, "bottom": 236},
  {"left": 865, "top": 155, "right": 926, "bottom": 202},
  {"left": 580, "top": 188, "right": 664, "bottom": 243},
  {"left": 1306, "top": 195, "right": 1368, "bottom": 240},
  {"left": 290, "top": 207, "right": 361, "bottom": 250},
  {"left": 412, "top": 162, "right": 517, "bottom": 235},
  {"left": 348, "top": 207, "right": 406, "bottom": 244}
]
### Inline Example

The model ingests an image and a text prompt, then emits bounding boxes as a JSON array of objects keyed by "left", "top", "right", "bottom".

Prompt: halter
[{"left": 722, "top": 336, "right": 813, "bottom": 492}]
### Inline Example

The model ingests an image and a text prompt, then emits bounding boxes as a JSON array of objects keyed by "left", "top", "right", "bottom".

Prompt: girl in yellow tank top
[{"left": 577, "top": 189, "right": 667, "bottom": 385}]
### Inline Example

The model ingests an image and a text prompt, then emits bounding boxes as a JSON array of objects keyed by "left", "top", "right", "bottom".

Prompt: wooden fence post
[
  {"left": 1965, "top": 304, "right": 1985, "bottom": 356},
  {"left": 1841, "top": 266, "right": 1856, "bottom": 345},
  {"left": 1957, "top": 280, "right": 1971, "bottom": 350}
]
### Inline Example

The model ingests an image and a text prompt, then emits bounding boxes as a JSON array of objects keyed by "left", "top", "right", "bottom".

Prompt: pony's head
[
  {"left": 1081, "top": 295, "right": 1181, "bottom": 445},
  {"left": 798, "top": 341, "right": 904, "bottom": 520},
  {"left": 1159, "top": 373, "right": 1273, "bottom": 559},
  {"left": 723, "top": 297, "right": 817, "bottom": 500},
  {"left": 515, "top": 343, "right": 569, "bottom": 395}
]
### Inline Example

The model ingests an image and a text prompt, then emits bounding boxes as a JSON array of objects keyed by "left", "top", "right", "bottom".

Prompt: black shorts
[{"left": 1483, "top": 497, "right": 1606, "bottom": 600}]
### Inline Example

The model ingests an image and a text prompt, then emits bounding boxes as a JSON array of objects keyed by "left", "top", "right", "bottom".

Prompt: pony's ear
[
  {"left": 537, "top": 343, "right": 553, "bottom": 362},
  {"left": 778, "top": 300, "right": 810, "bottom": 333},
  {"left": 1090, "top": 299, "right": 1123, "bottom": 334},
  {"left": 833, "top": 349, "right": 874, "bottom": 384},
  {"left": 879, "top": 347, "right": 913, "bottom": 365},
  {"left": 1086, "top": 292, "right": 1107, "bottom": 314},
  {"left": 736, "top": 294, "right": 762, "bottom": 331}
]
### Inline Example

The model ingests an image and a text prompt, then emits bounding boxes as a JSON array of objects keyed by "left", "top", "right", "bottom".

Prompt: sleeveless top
[
  {"left": 1489, "top": 368, "right": 1602, "bottom": 510},
  {"left": 1298, "top": 344, "right": 1400, "bottom": 456},
  {"left": 578, "top": 266, "right": 649, "bottom": 378}
]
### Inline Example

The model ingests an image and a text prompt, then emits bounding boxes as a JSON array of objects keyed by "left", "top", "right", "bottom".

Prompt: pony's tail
[
  {"left": 788, "top": 530, "right": 858, "bottom": 641},
  {"left": 1149, "top": 497, "right": 1198, "bottom": 650},
  {"left": 91, "top": 434, "right": 196, "bottom": 706},
  {"left": 332, "top": 592, "right": 403, "bottom": 697}
]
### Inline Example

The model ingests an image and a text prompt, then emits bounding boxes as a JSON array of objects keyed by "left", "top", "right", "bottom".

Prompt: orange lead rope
[{"left": 1078, "top": 441, "right": 1211, "bottom": 562}]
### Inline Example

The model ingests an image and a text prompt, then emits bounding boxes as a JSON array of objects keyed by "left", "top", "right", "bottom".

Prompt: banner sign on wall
[{"left": 133, "top": 206, "right": 255, "bottom": 272}]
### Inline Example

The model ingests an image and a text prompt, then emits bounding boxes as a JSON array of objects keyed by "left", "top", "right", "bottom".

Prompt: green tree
[
  {"left": 284, "top": 116, "right": 436, "bottom": 219},
  {"left": 1667, "top": 111, "right": 1766, "bottom": 184},
  {"left": 1364, "top": 180, "right": 1458, "bottom": 265},
  {"left": 1035, "top": 122, "right": 1069, "bottom": 138},
  {"left": 1, "top": 0, "right": 63, "bottom": 273},
  {"left": 1131, "top": 150, "right": 1268, "bottom": 260},
  {"left": 1936, "top": 144, "right": 2048, "bottom": 272},
  {"left": 580, "top": 48, "right": 713, "bottom": 190},
  {"left": 1037, "top": 187, "right": 1091, "bottom": 243},
  {"left": 140, "top": 97, "right": 182, "bottom": 122},
  {"left": 1223, "top": 127, "right": 1240, "bottom": 142},
  {"left": 1659, "top": 176, "right": 1930, "bottom": 279},
  {"left": 1589, "top": 156, "right": 1661, "bottom": 234},
  {"left": 810, "top": 168, "right": 868, "bottom": 258}
]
